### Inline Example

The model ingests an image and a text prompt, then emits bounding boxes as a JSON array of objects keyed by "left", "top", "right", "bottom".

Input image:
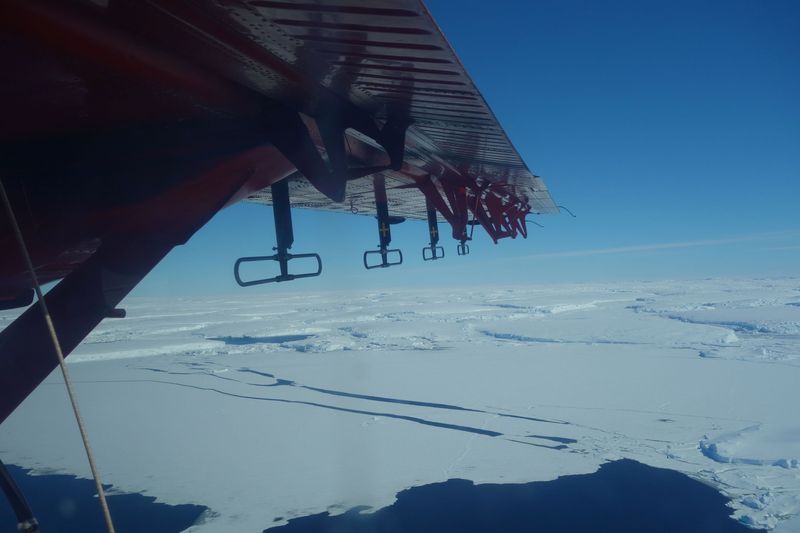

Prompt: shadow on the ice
[
  {"left": 266, "top": 459, "right": 759, "bottom": 533},
  {"left": 237, "top": 368, "right": 568, "bottom": 426},
  {"left": 209, "top": 334, "right": 313, "bottom": 345},
  {"left": 0, "top": 465, "right": 208, "bottom": 533}
]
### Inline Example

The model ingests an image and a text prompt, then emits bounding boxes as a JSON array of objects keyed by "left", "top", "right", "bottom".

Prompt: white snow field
[{"left": 1, "top": 277, "right": 799, "bottom": 531}]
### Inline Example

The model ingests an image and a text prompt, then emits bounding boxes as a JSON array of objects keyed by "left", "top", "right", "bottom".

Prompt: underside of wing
[
  {"left": 234, "top": 0, "right": 558, "bottom": 239},
  {"left": 0, "top": 0, "right": 560, "bottom": 420}
]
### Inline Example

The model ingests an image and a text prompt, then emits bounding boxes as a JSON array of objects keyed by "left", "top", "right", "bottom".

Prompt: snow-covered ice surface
[{"left": 1, "top": 278, "right": 799, "bottom": 531}]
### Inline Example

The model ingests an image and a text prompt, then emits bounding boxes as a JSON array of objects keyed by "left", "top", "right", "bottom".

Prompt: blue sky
[{"left": 135, "top": 0, "right": 799, "bottom": 296}]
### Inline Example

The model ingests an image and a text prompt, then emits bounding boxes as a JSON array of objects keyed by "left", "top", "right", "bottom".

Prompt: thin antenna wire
[
  {"left": 557, "top": 205, "right": 577, "bottom": 218},
  {"left": 0, "top": 178, "right": 116, "bottom": 533},
  {"left": 525, "top": 218, "right": 545, "bottom": 228}
]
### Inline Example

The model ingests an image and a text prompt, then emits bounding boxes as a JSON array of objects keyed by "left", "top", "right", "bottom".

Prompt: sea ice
[{"left": 1, "top": 278, "right": 798, "bottom": 531}]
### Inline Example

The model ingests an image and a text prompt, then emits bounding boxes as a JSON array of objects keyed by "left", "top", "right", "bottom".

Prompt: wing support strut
[
  {"left": 0, "top": 236, "right": 175, "bottom": 425},
  {"left": 415, "top": 173, "right": 534, "bottom": 250},
  {"left": 234, "top": 179, "right": 322, "bottom": 286},
  {"left": 0, "top": 145, "right": 272, "bottom": 424},
  {"left": 414, "top": 175, "right": 471, "bottom": 255}
]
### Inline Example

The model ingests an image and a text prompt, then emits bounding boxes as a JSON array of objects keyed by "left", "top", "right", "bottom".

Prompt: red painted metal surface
[
  {"left": 1, "top": 0, "right": 557, "bottom": 299},
  {"left": 0, "top": 0, "right": 559, "bottom": 422}
]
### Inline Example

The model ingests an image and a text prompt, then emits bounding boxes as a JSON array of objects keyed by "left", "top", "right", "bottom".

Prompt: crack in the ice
[
  {"left": 75, "top": 379, "right": 504, "bottom": 438},
  {"left": 661, "top": 314, "right": 778, "bottom": 336},
  {"left": 479, "top": 330, "right": 643, "bottom": 346},
  {"left": 135, "top": 367, "right": 197, "bottom": 376},
  {"left": 507, "top": 438, "right": 568, "bottom": 450},
  {"left": 208, "top": 335, "right": 314, "bottom": 345},
  {"left": 237, "top": 368, "right": 569, "bottom": 425},
  {"left": 525, "top": 434, "right": 578, "bottom": 444},
  {"left": 537, "top": 402, "right": 759, "bottom": 424}
]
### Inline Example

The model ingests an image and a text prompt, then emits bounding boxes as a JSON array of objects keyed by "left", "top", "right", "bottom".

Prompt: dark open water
[
  {"left": 1, "top": 459, "right": 760, "bottom": 532},
  {"left": 0, "top": 464, "right": 207, "bottom": 533},
  {"left": 267, "top": 459, "right": 758, "bottom": 533}
]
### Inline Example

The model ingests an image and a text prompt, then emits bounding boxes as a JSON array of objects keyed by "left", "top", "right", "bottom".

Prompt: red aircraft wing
[{"left": 0, "top": 0, "right": 557, "bottom": 422}]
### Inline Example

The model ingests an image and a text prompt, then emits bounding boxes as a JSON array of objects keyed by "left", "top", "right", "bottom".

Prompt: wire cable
[
  {"left": 525, "top": 218, "right": 545, "bottom": 228},
  {"left": 0, "top": 177, "right": 116, "bottom": 533},
  {"left": 557, "top": 205, "right": 577, "bottom": 218}
]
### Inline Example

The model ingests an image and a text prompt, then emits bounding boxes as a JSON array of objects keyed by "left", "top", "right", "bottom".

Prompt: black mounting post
[
  {"left": 234, "top": 179, "right": 322, "bottom": 285},
  {"left": 457, "top": 219, "right": 478, "bottom": 256},
  {"left": 422, "top": 199, "right": 444, "bottom": 261},
  {"left": 363, "top": 175, "right": 403, "bottom": 269},
  {"left": 1, "top": 459, "right": 39, "bottom": 533}
]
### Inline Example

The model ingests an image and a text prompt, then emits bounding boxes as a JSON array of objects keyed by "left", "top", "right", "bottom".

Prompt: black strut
[
  {"left": 422, "top": 198, "right": 444, "bottom": 261},
  {"left": 271, "top": 177, "right": 294, "bottom": 277},
  {"left": 234, "top": 179, "right": 322, "bottom": 285},
  {"left": 1, "top": 459, "right": 39, "bottom": 533},
  {"left": 363, "top": 175, "right": 403, "bottom": 269}
]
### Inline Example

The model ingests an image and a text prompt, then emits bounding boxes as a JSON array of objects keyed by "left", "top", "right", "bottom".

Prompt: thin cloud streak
[
  {"left": 521, "top": 231, "right": 800, "bottom": 260},
  {"left": 763, "top": 245, "right": 800, "bottom": 252}
]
